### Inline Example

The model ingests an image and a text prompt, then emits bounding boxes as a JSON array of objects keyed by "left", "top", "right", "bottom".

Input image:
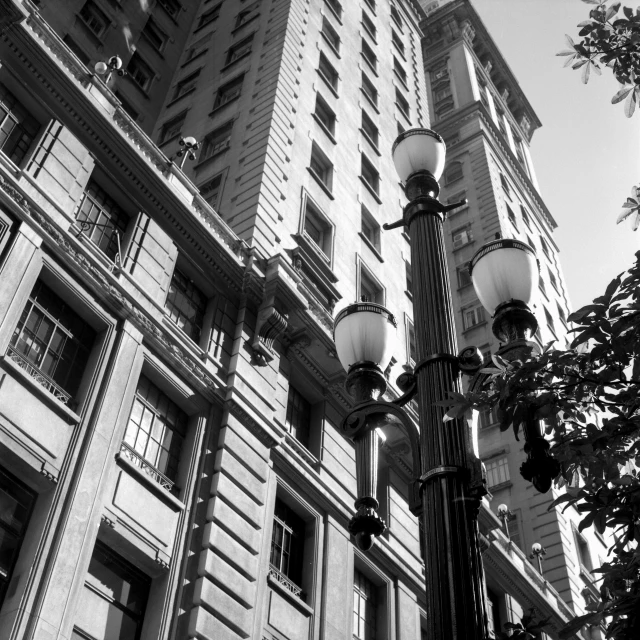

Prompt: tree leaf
[
  {"left": 582, "top": 61, "right": 591, "bottom": 83},
  {"left": 624, "top": 87, "right": 637, "bottom": 117},
  {"left": 611, "top": 86, "right": 632, "bottom": 104}
]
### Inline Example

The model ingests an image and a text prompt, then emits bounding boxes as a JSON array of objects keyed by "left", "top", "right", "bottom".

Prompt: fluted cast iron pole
[{"left": 404, "top": 176, "right": 489, "bottom": 639}]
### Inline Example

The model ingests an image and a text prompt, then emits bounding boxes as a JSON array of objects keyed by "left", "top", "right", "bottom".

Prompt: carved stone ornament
[{"left": 251, "top": 304, "right": 288, "bottom": 365}]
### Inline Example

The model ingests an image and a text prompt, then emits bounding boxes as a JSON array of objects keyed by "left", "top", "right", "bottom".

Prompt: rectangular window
[
  {"left": 214, "top": 74, "right": 244, "bottom": 108},
  {"left": 73, "top": 541, "right": 150, "bottom": 640},
  {"left": 157, "top": 0, "right": 181, "bottom": 19},
  {"left": 76, "top": 180, "right": 129, "bottom": 260},
  {"left": 165, "top": 267, "right": 207, "bottom": 342},
  {"left": 173, "top": 71, "right": 200, "bottom": 100},
  {"left": 463, "top": 305, "right": 485, "bottom": 330},
  {"left": 395, "top": 88, "right": 409, "bottom": 119},
  {"left": 506, "top": 204, "right": 517, "bottom": 228},
  {"left": 507, "top": 512, "right": 522, "bottom": 550},
  {"left": 499, "top": 173, "right": 511, "bottom": 197},
  {"left": 270, "top": 499, "right": 305, "bottom": 595},
  {"left": 362, "top": 73, "right": 378, "bottom": 108},
  {"left": 285, "top": 385, "right": 311, "bottom": 447},
  {"left": 361, "top": 155, "right": 380, "bottom": 195},
  {"left": 79, "top": 1, "right": 109, "bottom": 38},
  {"left": 544, "top": 307, "right": 556, "bottom": 335},
  {"left": 318, "top": 53, "right": 339, "bottom": 91},
  {"left": 226, "top": 34, "right": 253, "bottom": 65},
  {"left": 391, "top": 5, "right": 403, "bottom": 31},
  {"left": 557, "top": 302, "right": 567, "bottom": 326},
  {"left": 201, "top": 120, "right": 233, "bottom": 160},
  {"left": 9, "top": 281, "right": 96, "bottom": 404},
  {"left": 304, "top": 200, "right": 333, "bottom": 259},
  {"left": 126, "top": 53, "right": 154, "bottom": 92},
  {"left": 391, "top": 30, "right": 404, "bottom": 56},
  {"left": 361, "top": 205, "right": 380, "bottom": 252},
  {"left": 444, "top": 161, "right": 463, "bottom": 185},
  {"left": 199, "top": 173, "right": 224, "bottom": 210},
  {"left": 353, "top": 570, "right": 377, "bottom": 640},
  {"left": 393, "top": 57, "right": 407, "bottom": 85},
  {"left": 479, "top": 406, "right": 497, "bottom": 429},
  {"left": 142, "top": 18, "right": 167, "bottom": 52},
  {"left": 321, "top": 17, "right": 340, "bottom": 53},
  {"left": 574, "top": 529, "right": 593, "bottom": 571},
  {"left": 549, "top": 270, "right": 559, "bottom": 292},
  {"left": 309, "top": 143, "right": 333, "bottom": 191},
  {"left": 364, "top": 0, "right": 376, "bottom": 12},
  {"left": 457, "top": 264, "right": 472, "bottom": 288},
  {"left": 360, "top": 266, "right": 384, "bottom": 304},
  {"left": 520, "top": 204, "right": 532, "bottom": 229},
  {"left": 324, "top": 0, "right": 342, "bottom": 20},
  {"left": 197, "top": 4, "right": 221, "bottom": 29},
  {"left": 361, "top": 39, "right": 377, "bottom": 72},
  {"left": 361, "top": 110, "right": 379, "bottom": 149},
  {"left": 123, "top": 374, "right": 187, "bottom": 484},
  {"left": 235, "top": 7, "right": 258, "bottom": 29},
  {"left": 0, "top": 466, "right": 36, "bottom": 608},
  {"left": 485, "top": 456, "right": 509, "bottom": 487},
  {"left": 314, "top": 94, "right": 336, "bottom": 136},
  {"left": 0, "top": 82, "right": 40, "bottom": 166},
  {"left": 362, "top": 12, "right": 377, "bottom": 40},
  {"left": 185, "top": 34, "right": 210, "bottom": 62},
  {"left": 452, "top": 227, "right": 473, "bottom": 249},
  {"left": 539, "top": 276, "right": 547, "bottom": 298},
  {"left": 159, "top": 112, "right": 185, "bottom": 144},
  {"left": 540, "top": 237, "right": 552, "bottom": 259}
]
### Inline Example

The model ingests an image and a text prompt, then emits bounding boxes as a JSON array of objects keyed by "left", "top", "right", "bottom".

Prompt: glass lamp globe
[
  {"left": 469, "top": 239, "right": 539, "bottom": 316},
  {"left": 391, "top": 128, "right": 446, "bottom": 183},
  {"left": 334, "top": 302, "right": 397, "bottom": 373},
  {"left": 108, "top": 55, "right": 123, "bottom": 70},
  {"left": 182, "top": 136, "right": 197, "bottom": 147},
  {"left": 94, "top": 61, "right": 109, "bottom": 75},
  {"left": 532, "top": 542, "right": 543, "bottom": 554},
  {"left": 497, "top": 504, "right": 509, "bottom": 517}
]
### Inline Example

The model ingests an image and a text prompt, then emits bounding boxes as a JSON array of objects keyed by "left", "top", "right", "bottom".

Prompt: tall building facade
[{"left": 0, "top": 1, "right": 601, "bottom": 640}]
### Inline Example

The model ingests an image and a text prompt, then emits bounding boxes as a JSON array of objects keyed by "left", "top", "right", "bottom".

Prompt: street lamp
[
  {"left": 94, "top": 55, "right": 125, "bottom": 84},
  {"left": 530, "top": 541, "right": 547, "bottom": 576},
  {"left": 333, "top": 128, "right": 489, "bottom": 639},
  {"left": 496, "top": 503, "right": 514, "bottom": 541},
  {"left": 176, "top": 136, "right": 200, "bottom": 169}
]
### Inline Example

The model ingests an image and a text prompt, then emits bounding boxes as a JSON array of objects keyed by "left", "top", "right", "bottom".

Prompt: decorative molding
[
  {"left": 227, "top": 398, "right": 280, "bottom": 449},
  {"left": 100, "top": 514, "right": 116, "bottom": 529}
]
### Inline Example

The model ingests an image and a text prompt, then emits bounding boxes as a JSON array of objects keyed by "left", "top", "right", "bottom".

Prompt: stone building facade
[{"left": 0, "top": 1, "right": 601, "bottom": 639}]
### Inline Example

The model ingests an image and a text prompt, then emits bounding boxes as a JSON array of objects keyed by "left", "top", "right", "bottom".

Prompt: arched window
[{"left": 444, "top": 161, "right": 463, "bottom": 185}]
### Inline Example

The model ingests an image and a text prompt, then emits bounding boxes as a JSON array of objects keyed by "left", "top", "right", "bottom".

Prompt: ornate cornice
[{"left": 226, "top": 398, "right": 280, "bottom": 449}]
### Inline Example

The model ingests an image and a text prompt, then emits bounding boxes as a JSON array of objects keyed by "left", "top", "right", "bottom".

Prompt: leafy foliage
[
  {"left": 454, "top": 252, "right": 640, "bottom": 638},
  {"left": 495, "top": 608, "right": 551, "bottom": 640}
]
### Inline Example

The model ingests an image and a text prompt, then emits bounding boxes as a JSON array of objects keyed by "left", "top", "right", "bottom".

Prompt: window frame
[
  {"left": 444, "top": 161, "right": 463, "bottom": 185},
  {"left": 196, "top": 3, "right": 222, "bottom": 30},
  {"left": 361, "top": 39, "right": 378, "bottom": 74},
  {"left": 484, "top": 455, "right": 510, "bottom": 488},
  {"left": 308, "top": 142, "right": 334, "bottom": 193},
  {"left": 395, "top": 88, "right": 410, "bottom": 121},
  {"left": 358, "top": 260, "right": 385, "bottom": 305},
  {"left": 225, "top": 33, "right": 254, "bottom": 66},
  {"left": 313, "top": 93, "right": 336, "bottom": 139},
  {"left": 126, "top": 52, "right": 155, "bottom": 93},
  {"left": 361, "top": 73, "right": 378, "bottom": 110},
  {"left": 199, "top": 120, "right": 234, "bottom": 161},
  {"left": 362, "top": 12, "right": 377, "bottom": 42},
  {"left": 164, "top": 265, "right": 208, "bottom": 344},
  {"left": 172, "top": 70, "right": 200, "bottom": 101},
  {"left": 451, "top": 226, "right": 473, "bottom": 250},
  {"left": 318, "top": 53, "right": 339, "bottom": 93},
  {"left": 462, "top": 304, "right": 485, "bottom": 331},
  {"left": 78, "top": 1, "right": 110, "bottom": 39},
  {"left": 198, "top": 169, "right": 227, "bottom": 211},
  {"left": 303, "top": 197, "right": 334, "bottom": 261},
  {"left": 0, "top": 81, "right": 42, "bottom": 167},
  {"left": 361, "top": 154, "right": 380, "bottom": 197},
  {"left": 142, "top": 17, "right": 168, "bottom": 52},
  {"left": 360, "top": 204, "right": 381, "bottom": 255},
  {"left": 361, "top": 110, "right": 379, "bottom": 151},
  {"left": 321, "top": 17, "right": 341, "bottom": 54},
  {"left": 213, "top": 74, "right": 244, "bottom": 109}
]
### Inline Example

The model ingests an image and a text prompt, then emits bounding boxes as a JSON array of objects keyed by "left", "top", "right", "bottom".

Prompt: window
[
  {"left": 324, "top": 0, "right": 342, "bottom": 20},
  {"left": 304, "top": 200, "right": 333, "bottom": 259},
  {"left": 165, "top": 267, "right": 207, "bottom": 342},
  {"left": 184, "top": 34, "right": 210, "bottom": 62},
  {"left": 321, "top": 17, "right": 340, "bottom": 53},
  {"left": 0, "top": 82, "right": 40, "bottom": 166},
  {"left": 197, "top": 4, "right": 221, "bottom": 29},
  {"left": 499, "top": 173, "right": 511, "bottom": 197},
  {"left": 478, "top": 82, "right": 490, "bottom": 108},
  {"left": 309, "top": 143, "right": 333, "bottom": 191},
  {"left": 361, "top": 40, "right": 377, "bottom": 73},
  {"left": 199, "top": 172, "right": 224, "bottom": 210},
  {"left": 314, "top": 94, "right": 336, "bottom": 136},
  {"left": 157, "top": 0, "right": 181, "bottom": 19},
  {"left": 549, "top": 270, "right": 559, "bottom": 292},
  {"left": 557, "top": 302, "right": 567, "bottom": 326},
  {"left": 544, "top": 307, "right": 556, "bottom": 335},
  {"left": 362, "top": 12, "right": 377, "bottom": 40},
  {"left": 463, "top": 305, "right": 485, "bottom": 330},
  {"left": 126, "top": 53, "right": 154, "bottom": 92},
  {"left": 213, "top": 74, "right": 244, "bottom": 108},
  {"left": 393, "top": 57, "right": 407, "bottom": 85},
  {"left": 444, "top": 161, "right": 463, "bottom": 185},
  {"left": 520, "top": 205, "right": 532, "bottom": 229},
  {"left": 270, "top": 499, "right": 305, "bottom": 594},
  {"left": 318, "top": 53, "right": 339, "bottom": 91},
  {"left": 9, "top": 281, "right": 96, "bottom": 404},
  {"left": 173, "top": 71, "right": 200, "bottom": 100},
  {"left": 507, "top": 511, "right": 522, "bottom": 549},
  {"left": 485, "top": 456, "right": 510, "bottom": 487},
  {"left": 390, "top": 5, "right": 403, "bottom": 31},
  {"left": 76, "top": 180, "right": 129, "bottom": 260},
  {"left": 285, "top": 385, "right": 311, "bottom": 447},
  {"left": 142, "top": 18, "right": 167, "bottom": 51},
  {"left": 235, "top": 9, "right": 255, "bottom": 29},
  {"left": 391, "top": 30, "right": 404, "bottom": 56},
  {"left": 362, "top": 73, "right": 378, "bottom": 108},
  {"left": 405, "top": 260, "right": 412, "bottom": 295},
  {"left": 539, "top": 276, "right": 547, "bottom": 298},
  {"left": 353, "top": 569, "right": 377, "bottom": 640},
  {"left": 407, "top": 318, "right": 416, "bottom": 364},
  {"left": 200, "top": 121, "right": 233, "bottom": 160},
  {"left": 73, "top": 541, "right": 150, "bottom": 640},
  {"left": 457, "top": 264, "right": 472, "bottom": 288},
  {"left": 359, "top": 265, "right": 384, "bottom": 304},
  {"left": 452, "top": 227, "right": 473, "bottom": 249},
  {"left": 361, "top": 205, "right": 380, "bottom": 253},
  {"left": 574, "top": 529, "right": 593, "bottom": 572},
  {"left": 0, "top": 466, "right": 36, "bottom": 608},
  {"left": 159, "top": 113, "right": 185, "bottom": 145},
  {"left": 395, "top": 89, "right": 409, "bottom": 119},
  {"left": 78, "top": 1, "right": 109, "bottom": 38},
  {"left": 479, "top": 406, "right": 497, "bottom": 429},
  {"left": 361, "top": 154, "right": 380, "bottom": 195},
  {"left": 225, "top": 34, "right": 253, "bottom": 65},
  {"left": 506, "top": 204, "right": 518, "bottom": 229},
  {"left": 540, "top": 237, "right": 552, "bottom": 260},
  {"left": 63, "top": 35, "right": 90, "bottom": 65},
  {"left": 123, "top": 374, "right": 187, "bottom": 483},
  {"left": 364, "top": 0, "right": 376, "bottom": 11},
  {"left": 361, "top": 110, "right": 379, "bottom": 149},
  {"left": 496, "top": 109, "right": 507, "bottom": 137}
]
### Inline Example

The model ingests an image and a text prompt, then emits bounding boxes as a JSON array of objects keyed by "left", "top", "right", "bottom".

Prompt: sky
[{"left": 469, "top": 0, "right": 640, "bottom": 310}]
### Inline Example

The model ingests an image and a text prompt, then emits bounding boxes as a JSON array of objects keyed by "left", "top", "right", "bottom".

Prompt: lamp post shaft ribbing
[{"left": 406, "top": 196, "right": 489, "bottom": 639}]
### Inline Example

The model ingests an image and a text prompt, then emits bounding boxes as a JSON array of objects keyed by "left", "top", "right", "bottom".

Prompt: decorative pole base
[{"left": 348, "top": 497, "right": 386, "bottom": 551}]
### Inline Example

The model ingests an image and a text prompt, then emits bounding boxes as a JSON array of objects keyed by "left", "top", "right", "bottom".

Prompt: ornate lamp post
[
  {"left": 530, "top": 542, "right": 547, "bottom": 576},
  {"left": 176, "top": 136, "right": 200, "bottom": 169},
  {"left": 333, "top": 128, "right": 489, "bottom": 639},
  {"left": 94, "top": 55, "right": 125, "bottom": 84},
  {"left": 497, "top": 503, "right": 514, "bottom": 541}
]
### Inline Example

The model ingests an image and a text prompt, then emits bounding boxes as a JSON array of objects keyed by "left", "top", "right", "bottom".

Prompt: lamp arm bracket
[
  {"left": 382, "top": 218, "right": 405, "bottom": 231},
  {"left": 413, "top": 352, "right": 459, "bottom": 376}
]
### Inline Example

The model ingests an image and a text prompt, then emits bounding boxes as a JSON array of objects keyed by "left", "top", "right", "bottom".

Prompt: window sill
[
  {"left": 317, "top": 70, "right": 339, "bottom": 98},
  {"left": 359, "top": 176, "right": 382, "bottom": 204},
  {"left": 452, "top": 241, "right": 474, "bottom": 252},
  {"left": 165, "top": 87, "right": 197, "bottom": 109},
  {"left": 232, "top": 13, "right": 260, "bottom": 34},
  {"left": 392, "top": 41, "right": 406, "bottom": 60},
  {"left": 2, "top": 353, "right": 81, "bottom": 424},
  {"left": 362, "top": 26, "right": 377, "bottom": 44},
  {"left": 181, "top": 49, "right": 209, "bottom": 68},
  {"left": 396, "top": 104, "right": 411, "bottom": 124},
  {"left": 321, "top": 33, "right": 341, "bottom": 58},
  {"left": 140, "top": 32, "right": 167, "bottom": 58},
  {"left": 360, "top": 129, "right": 381, "bottom": 156},
  {"left": 462, "top": 320, "right": 487, "bottom": 334},
  {"left": 209, "top": 95, "right": 241, "bottom": 116},
  {"left": 323, "top": 1, "right": 343, "bottom": 24},
  {"left": 312, "top": 113, "right": 337, "bottom": 145},
  {"left": 360, "top": 88, "right": 379, "bottom": 114},
  {"left": 115, "top": 451, "right": 186, "bottom": 511},
  {"left": 359, "top": 232, "right": 383, "bottom": 262},
  {"left": 457, "top": 282, "right": 473, "bottom": 292},
  {"left": 267, "top": 572, "right": 314, "bottom": 615},
  {"left": 162, "top": 314, "right": 207, "bottom": 356},
  {"left": 394, "top": 70, "right": 409, "bottom": 91},
  {"left": 361, "top": 54, "right": 378, "bottom": 77},
  {"left": 487, "top": 480, "right": 512, "bottom": 492},
  {"left": 307, "top": 167, "right": 335, "bottom": 200},
  {"left": 220, "top": 50, "right": 252, "bottom": 73}
]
